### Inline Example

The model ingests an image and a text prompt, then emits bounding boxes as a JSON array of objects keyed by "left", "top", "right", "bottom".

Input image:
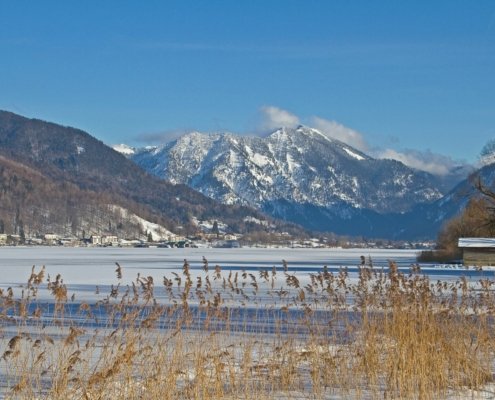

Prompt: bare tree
[{"left": 472, "top": 175, "right": 495, "bottom": 233}]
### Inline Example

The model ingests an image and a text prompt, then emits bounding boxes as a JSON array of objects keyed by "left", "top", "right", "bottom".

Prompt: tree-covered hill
[{"left": 0, "top": 111, "right": 306, "bottom": 238}]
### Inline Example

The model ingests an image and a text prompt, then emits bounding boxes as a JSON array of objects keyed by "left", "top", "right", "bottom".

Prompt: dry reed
[{"left": 0, "top": 260, "right": 493, "bottom": 399}]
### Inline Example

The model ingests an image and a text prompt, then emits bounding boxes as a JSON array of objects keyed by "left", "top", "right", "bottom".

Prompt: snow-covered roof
[{"left": 458, "top": 238, "right": 495, "bottom": 248}]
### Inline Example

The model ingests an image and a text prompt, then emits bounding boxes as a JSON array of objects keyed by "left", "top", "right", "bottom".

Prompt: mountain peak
[{"left": 130, "top": 128, "right": 444, "bottom": 236}]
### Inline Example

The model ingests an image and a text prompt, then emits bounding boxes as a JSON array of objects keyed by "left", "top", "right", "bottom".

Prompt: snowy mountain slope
[
  {"left": 0, "top": 110, "right": 305, "bottom": 239},
  {"left": 122, "top": 126, "right": 446, "bottom": 237}
]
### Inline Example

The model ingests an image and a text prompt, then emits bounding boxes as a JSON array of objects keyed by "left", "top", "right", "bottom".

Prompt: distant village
[
  {"left": 0, "top": 231, "right": 235, "bottom": 248},
  {"left": 0, "top": 231, "right": 434, "bottom": 250}
]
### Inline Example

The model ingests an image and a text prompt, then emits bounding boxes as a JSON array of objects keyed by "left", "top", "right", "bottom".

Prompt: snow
[
  {"left": 113, "top": 143, "right": 136, "bottom": 155},
  {"left": 0, "top": 247, "right": 490, "bottom": 305},
  {"left": 458, "top": 237, "right": 495, "bottom": 248},
  {"left": 228, "top": 149, "right": 242, "bottom": 167},
  {"left": 243, "top": 216, "right": 270, "bottom": 226},
  {"left": 343, "top": 147, "right": 365, "bottom": 161},
  {"left": 251, "top": 153, "right": 271, "bottom": 167},
  {"left": 76, "top": 145, "right": 85, "bottom": 154},
  {"left": 0, "top": 247, "right": 492, "bottom": 399},
  {"left": 249, "top": 166, "right": 273, "bottom": 185},
  {"left": 305, "top": 126, "right": 333, "bottom": 142},
  {"left": 150, "top": 146, "right": 161, "bottom": 155},
  {"left": 286, "top": 153, "right": 300, "bottom": 173},
  {"left": 0, "top": 247, "right": 416, "bottom": 289},
  {"left": 110, "top": 205, "right": 174, "bottom": 241},
  {"left": 480, "top": 152, "right": 495, "bottom": 166},
  {"left": 130, "top": 127, "right": 443, "bottom": 226},
  {"left": 191, "top": 217, "right": 229, "bottom": 233}
]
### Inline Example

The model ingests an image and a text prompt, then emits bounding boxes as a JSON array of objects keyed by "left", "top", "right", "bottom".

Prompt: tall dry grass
[{"left": 0, "top": 260, "right": 493, "bottom": 399}]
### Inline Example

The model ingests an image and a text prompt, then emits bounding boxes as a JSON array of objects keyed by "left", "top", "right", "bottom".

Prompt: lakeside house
[
  {"left": 102, "top": 235, "right": 119, "bottom": 246},
  {"left": 44, "top": 233, "right": 59, "bottom": 244},
  {"left": 90, "top": 235, "right": 102, "bottom": 245},
  {"left": 458, "top": 238, "right": 495, "bottom": 266}
]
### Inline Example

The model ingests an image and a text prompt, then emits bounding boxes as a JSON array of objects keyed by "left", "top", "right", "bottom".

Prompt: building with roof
[{"left": 458, "top": 238, "right": 495, "bottom": 266}]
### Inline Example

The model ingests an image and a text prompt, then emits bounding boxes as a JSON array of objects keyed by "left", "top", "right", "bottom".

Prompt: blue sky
[{"left": 1, "top": 1, "right": 494, "bottom": 173}]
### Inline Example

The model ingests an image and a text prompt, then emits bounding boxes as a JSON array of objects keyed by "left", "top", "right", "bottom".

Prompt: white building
[
  {"left": 43, "top": 233, "right": 59, "bottom": 245},
  {"left": 90, "top": 235, "right": 102, "bottom": 245},
  {"left": 102, "top": 235, "right": 119, "bottom": 246}
]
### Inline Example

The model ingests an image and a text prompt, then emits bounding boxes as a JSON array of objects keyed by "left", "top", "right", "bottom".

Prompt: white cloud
[
  {"left": 133, "top": 104, "right": 468, "bottom": 177},
  {"left": 308, "top": 116, "right": 369, "bottom": 152},
  {"left": 256, "top": 106, "right": 463, "bottom": 176},
  {"left": 258, "top": 106, "right": 300, "bottom": 133},
  {"left": 261, "top": 106, "right": 468, "bottom": 176},
  {"left": 305, "top": 113, "right": 467, "bottom": 177},
  {"left": 376, "top": 148, "right": 457, "bottom": 176}
]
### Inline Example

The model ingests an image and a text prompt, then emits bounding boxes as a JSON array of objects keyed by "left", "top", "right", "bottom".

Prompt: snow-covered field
[
  {"left": 0, "top": 246, "right": 411, "bottom": 280},
  {"left": 0, "top": 246, "right": 492, "bottom": 303},
  {"left": 0, "top": 247, "right": 494, "bottom": 399}
]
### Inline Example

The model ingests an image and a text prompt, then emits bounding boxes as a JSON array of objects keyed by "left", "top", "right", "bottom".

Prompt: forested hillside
[{"left": 0, "top": 111, "right": 305, "bottom": 238}]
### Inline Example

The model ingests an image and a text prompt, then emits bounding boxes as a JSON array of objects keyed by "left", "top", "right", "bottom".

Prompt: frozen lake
[
  {"left": 0, "top": 246, "right": 417, "bottom": 283},
  {"left": 0, "top": 246, "right": 429, "bottom": 335},
  {"left": 0, "top": 246, "right": 494, "bottom": 399},
  {"left": 0, "top": 246, "right": 492, "bottom": 301}
]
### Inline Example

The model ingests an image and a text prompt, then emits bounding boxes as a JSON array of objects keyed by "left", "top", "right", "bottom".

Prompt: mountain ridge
[
  {"left": 0, "top": 110, "right": 305, "bottom": 239},
  {"left": 125, "top": 126, "right": 448, "bottom": 237}
]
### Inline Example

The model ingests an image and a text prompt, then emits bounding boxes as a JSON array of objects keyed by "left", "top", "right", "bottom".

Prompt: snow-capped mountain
[{"left": 121, "top": 126, "right": 445, "bottom": 236}]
